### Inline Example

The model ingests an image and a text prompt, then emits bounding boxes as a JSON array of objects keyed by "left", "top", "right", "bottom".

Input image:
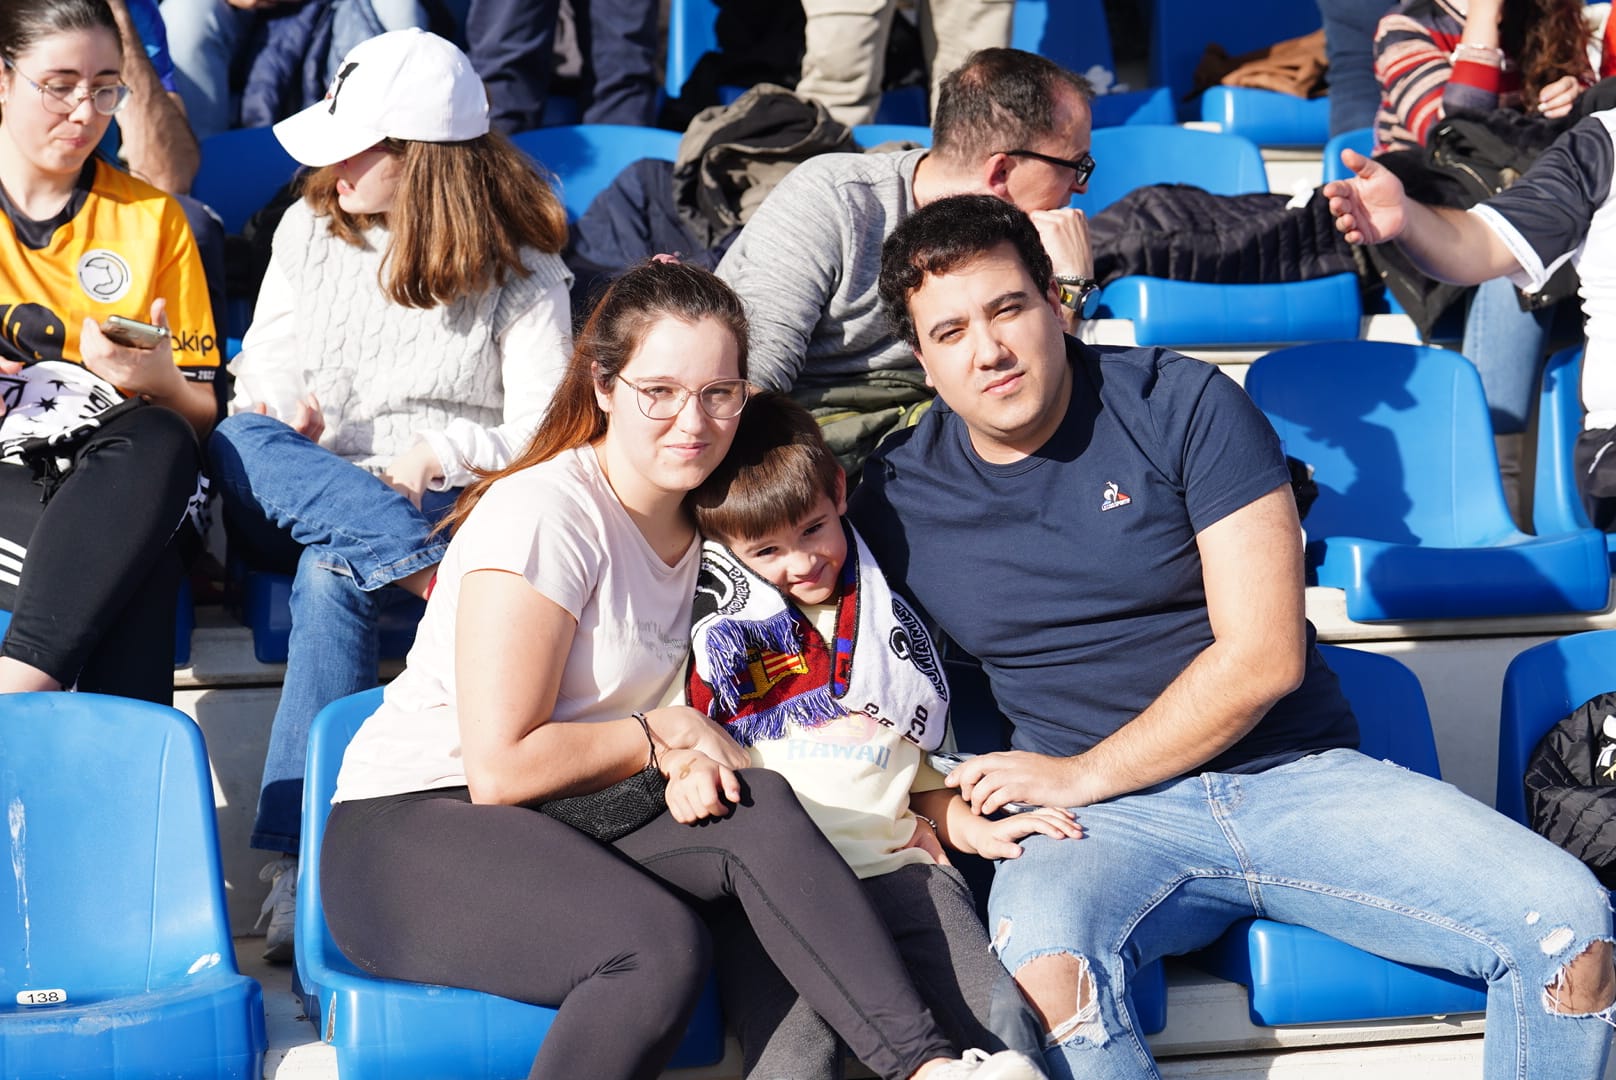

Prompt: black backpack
[{"left": 1524, "top": 690, "right": 1616, "bottom": 889}]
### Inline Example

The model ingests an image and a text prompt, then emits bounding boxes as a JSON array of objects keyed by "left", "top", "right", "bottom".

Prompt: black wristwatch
[{"left": 1054, "top": 274, "right": 1100, "bottom": 317}]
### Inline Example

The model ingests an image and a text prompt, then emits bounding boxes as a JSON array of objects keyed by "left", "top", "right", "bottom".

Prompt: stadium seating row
[{"left": 11, "top": 627, "right": 1603, "bottom": 1075}]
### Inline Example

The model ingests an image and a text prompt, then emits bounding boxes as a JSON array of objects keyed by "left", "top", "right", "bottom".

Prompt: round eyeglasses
[
  {"left": 617, "top": 376, "right": 750, "bottom": 420},
  {"left": 6, "top": 62, "right": 130, "bottom": 117}
]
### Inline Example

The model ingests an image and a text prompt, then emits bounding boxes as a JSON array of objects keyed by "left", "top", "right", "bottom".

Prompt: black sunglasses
[{"left": 1003, "top": 148, "right": 1096, "bottom": 187}]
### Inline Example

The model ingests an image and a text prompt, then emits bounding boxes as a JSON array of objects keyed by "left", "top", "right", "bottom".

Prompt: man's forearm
[
  {"left": 110, "top": 6, "right": 201, "bottom": 193},
  {"left": 1394, "top": 201, "right": 1521, "bottom": 286}
]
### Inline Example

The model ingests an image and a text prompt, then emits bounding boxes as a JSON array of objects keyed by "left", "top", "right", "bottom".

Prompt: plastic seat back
[
  {"left": 1498, "top": 629, "right": 1616, "bottom": 825},
  {"left": 1247, "top": 340, "right": 1516, "bottom": 550},
  {"left": 1532, "top": 344, "right": 1607, "bottom": 541},
  {"left": 1148, "top": 0, "right": 1323, "bottom": 121},
  {"left": 1317, "top": 645, "right": 1440, "bottom": 777},
  {"left": 1, "top": 694, "right": 234, "bottom": 995},
  {"left": 0, "top": 694, "right": 265, "bottom": 1080},
  {"left": 511, "top": 123, "right": 683, "bottom": 221},
  {"left": 853, "top": 124, "right": 933, "bottom": 149},
  {"left": 665, "top": 0, "right": 722, "bottom": 102},
  {"left": 1322, "top": 126, "right": 1374, "bottom": 184},
  {"left": 192, "top": 126, "right": 300, "bottom": 235},
  {"left": 1073, "top": 124, "right": 1268, "bottom": 214}
]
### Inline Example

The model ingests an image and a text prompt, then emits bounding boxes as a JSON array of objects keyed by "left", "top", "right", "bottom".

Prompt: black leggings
[
  {"left": 0, "top": 405, "right": 200, "bottom": 703},
  {"left": 322, "top": 770, "right": 955, "bottom": 1080}
]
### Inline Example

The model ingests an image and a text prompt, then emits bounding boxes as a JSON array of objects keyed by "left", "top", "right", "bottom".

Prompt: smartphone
[
  {"left": 926, "top": 751, "right": 1036, "bottom": 813},
  {"left": 100, "top": 315, "right": 168, "bottom": 350}
]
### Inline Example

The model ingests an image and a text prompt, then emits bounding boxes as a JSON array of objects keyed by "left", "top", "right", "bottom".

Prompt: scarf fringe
[
  {"left": 725, "top": 687, "right": 845, "bottom": 747},
  {"left": 705, "top": 610, "right": 806, "bottom": 717}
]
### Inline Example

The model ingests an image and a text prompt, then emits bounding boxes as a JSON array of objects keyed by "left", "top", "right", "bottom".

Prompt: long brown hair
[
  {"left": 301, "top": 130, "right": 567, "bottom": 309},
  {"left": 439, "top": 260, "right": 751, "bottom": 535},
  {"left": 1501, "top": 0, "right": 1594, "bottom": 109}
]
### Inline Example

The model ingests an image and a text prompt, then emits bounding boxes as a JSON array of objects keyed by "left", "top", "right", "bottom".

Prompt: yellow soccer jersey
[{"left": 0, "top": 157, "right": 218, "bottom": 379}]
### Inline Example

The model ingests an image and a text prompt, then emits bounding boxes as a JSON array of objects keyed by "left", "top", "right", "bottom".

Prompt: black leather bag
[{"left": 537, "top": 764, "right": 668, "bottom": 843}]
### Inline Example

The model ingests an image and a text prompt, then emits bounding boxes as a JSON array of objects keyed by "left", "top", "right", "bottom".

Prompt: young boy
[{"left": 686, "top": 392, "right": 1081, "bottom": 1079}]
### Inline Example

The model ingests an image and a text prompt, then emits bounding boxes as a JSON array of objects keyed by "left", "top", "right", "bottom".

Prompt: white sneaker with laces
[
  {"left": 926, "top": 1048, "right": 1045, "bottom": 1079},
  {"left": 255, "top": 855, "right": 298, "bottom": 964}
]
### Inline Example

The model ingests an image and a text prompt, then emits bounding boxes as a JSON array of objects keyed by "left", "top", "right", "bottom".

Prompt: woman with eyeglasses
[
  {"left": 201, "top": 28, "right": 574, "bottom": 963},
  {"left": 0, "top": 0, "right": 218, "bottom": 704},
  {"left": 321, "top": 257, "right": 1041, "bottom": 1080}
]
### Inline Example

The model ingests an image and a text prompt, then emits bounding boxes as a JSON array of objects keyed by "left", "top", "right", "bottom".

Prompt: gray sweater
[{"left": 716, "top": 148, "right": 928, "bottom": 393}]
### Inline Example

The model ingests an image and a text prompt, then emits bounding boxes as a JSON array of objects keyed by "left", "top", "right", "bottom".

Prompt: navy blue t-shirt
[{"left": 848, "top": 339, "right": 1358, "bottom": 773}]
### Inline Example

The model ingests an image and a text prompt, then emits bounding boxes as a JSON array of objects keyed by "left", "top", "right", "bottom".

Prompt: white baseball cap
[{"left": 272, "top": 28, "right": 490, "bottom": 168}]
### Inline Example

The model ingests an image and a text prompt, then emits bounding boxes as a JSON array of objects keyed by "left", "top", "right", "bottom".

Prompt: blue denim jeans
[
  {"left": 159, "top": 0, "right": 428, "bottom": 140},
  {"left": 1463, "top": 276, "right": 1555, "bottom": 435},
  {"left": 1316, "top": 0, "right": 1386, "bottom": 137},
  {"left": 987, "top": 749, "right": 1614, "bottom": 1080},
  {"left": 207, "top": 413, "right": 454, "bottom": 853}
]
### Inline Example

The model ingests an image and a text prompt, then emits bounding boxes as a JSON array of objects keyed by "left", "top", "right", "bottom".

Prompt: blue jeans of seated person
[
  {"left": 1463, "top": 276, "right": 1555, "bottom": 435},
  {"left": 206, "top": 412, "right": 454, "bottom": 854},
  {"left": 1315, "top": 0, "right": 1385, "bottom": 137},
  {"left": 159, "top": 0, "right": 428, "bottom": 141},
  {"left": 988, "top": 748, "right": 1615, "bottom": 1080}
]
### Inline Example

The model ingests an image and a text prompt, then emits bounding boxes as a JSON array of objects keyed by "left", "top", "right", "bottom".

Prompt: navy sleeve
[
  {"left": 1481, "top": 114, "right": 1615, "bottom": 271},
  {"left": 1155, "top": 358, "right": 1291, "bottom": 534}
]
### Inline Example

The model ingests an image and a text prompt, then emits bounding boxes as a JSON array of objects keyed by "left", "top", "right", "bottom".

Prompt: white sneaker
[
  {"left": 926, "top": 1048, "right": 1045, "bottom": 1080},
  {"left": 255, "top": 856, "right": 297, "bottom": 964}
]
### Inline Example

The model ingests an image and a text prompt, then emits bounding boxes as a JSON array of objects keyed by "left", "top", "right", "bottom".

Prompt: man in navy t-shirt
[{"left": 850, "top": 194, "right": 1615, "bottom": 1079}]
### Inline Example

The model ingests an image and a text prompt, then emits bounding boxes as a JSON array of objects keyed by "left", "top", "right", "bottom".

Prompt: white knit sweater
[{"left": 241, "top": 198, "right": 572, "bottom": 475}]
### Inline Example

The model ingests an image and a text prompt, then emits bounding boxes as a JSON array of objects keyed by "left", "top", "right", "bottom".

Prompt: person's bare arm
[
  {"left": 108, "top": 0, "right": 200, "bottom": 194},
  {"left": 948, "top": 485, "right": 1309, "bottom": 813},
  {"left": 1323, "top": 147, "right": 1522, "bottom": 285},
  {"left": 456, "top": 568, "right": 746, "bottom": 808}
]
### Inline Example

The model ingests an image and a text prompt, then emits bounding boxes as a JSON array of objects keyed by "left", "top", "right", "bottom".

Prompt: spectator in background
[
  {"left": 1315, "top": 0, "right": 1392, "bottom": 135},
  {"left": 797, "top": 0, "right": 1013, "bottom": 127},
  {"left": 1372, "top": 0, "right": 1596, "bottom": 519},
  {"left": 205, "top": 29, "right": 573, "bottom": 962},
  {"left": 465, "top": 0, "right": 659, "bottom": 133},
  {"left": 716, "top": 48, "right": 1095, "bottom": 473},
  {"left": 0, "top": 0, "right": 220, "bottom": 704},
  {"left": 109, "top": 0, "right": 197, "bottom": 191},
  {"left": 158, "top": 0, "right": 430, "bottom": 142}
]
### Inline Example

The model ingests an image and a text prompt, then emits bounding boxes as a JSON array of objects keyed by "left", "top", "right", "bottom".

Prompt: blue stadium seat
[
  {"left": 852, "top": 123, "right": 933, "bottom": 149},
  {"left": 1077, "top": 125, "right": 1361, "bottom": 347},
  {"left": 1148, "top": 0, "right": 1323, "bottom": 121},
  {"left": 297, "top": 688, "right": 726, "bottom": 1077},
  {"left": 1498, "top": 629, "right": 1616, "bottom": 826},
  {"left": 1247, "top": 340, "right": 1610, "bottom": 620},
  {"left": 1530, "top": 345, "right": 1616, "bottom": 564},
  {"left": 943, "top": 648, "right": 1168, "bottom": 1035},
  {"left": 0, "top": 575, "right": 194, "bottom": 668},
  {"left": 511, "top": 123, "right": 683, "bottom": 222},
  {"left": 1200, "top": 86, "right": 1330, "bottom": 148},
  {"left": 1012, "top": 0, "right": 1174, "bottom": 127},
  {"left": 1190, "top": 645, "right": 1489, "bottom": 1024},
  {"left": 0, "top": 693, "right": 266, "bottom": 1080},
  {"left": 1321, "top": 126, "right": 1374, "bottom": 184},
  {"left": 191, "top": 126, "right": 300, "bottom": 236},
  {"left": 235, "top": 568, "right": 421, "bottom": 667}
]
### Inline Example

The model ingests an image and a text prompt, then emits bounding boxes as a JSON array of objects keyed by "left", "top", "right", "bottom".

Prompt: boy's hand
[
  {"left": 661, "top": 748, "right": 742, "bottom": 823},
  {"left": 900, "top": 815, "right": 951, "bottom": 866},
  {"left": 953, "top": 804, "right": 1084, "bottom": 860},
  {"left": 645, "top": 706, "right": 750, "bottom": 770}
]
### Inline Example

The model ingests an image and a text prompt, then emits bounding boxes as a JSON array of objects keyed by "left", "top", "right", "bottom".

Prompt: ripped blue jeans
[{"left": 987, "top": 748, "right": 1614, "bottom": 1080}]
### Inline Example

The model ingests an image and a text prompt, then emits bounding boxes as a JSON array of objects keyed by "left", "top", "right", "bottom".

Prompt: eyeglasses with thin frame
[
  {"left": 1002, "top": 148, "right": 1096, "bottom": 187},
  {"left": 617, "top": 375, "right": 750, "bottom": 420},
  {"left": 4, "top": 61, "right": 130, "bottom": 117}
]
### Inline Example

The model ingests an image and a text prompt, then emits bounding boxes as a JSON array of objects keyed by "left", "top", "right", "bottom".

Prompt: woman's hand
[
  {"left": 644, "top": 706, "right": 750, "bottom": 770},
  {"left": 1536, "top": 75, "right": 1583, "bottom": 119},
  {"left": 253, "top": 392, "right": 325, "bottom": 440},
  {"left": 380, "top": 440, "right": 443, "bottom": 509},
  {"left": 79, "top": 298, "right": 184, "bottom": 400},
  {"left": 660, "top": 748, "right": 741, "bottom": 823}
]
